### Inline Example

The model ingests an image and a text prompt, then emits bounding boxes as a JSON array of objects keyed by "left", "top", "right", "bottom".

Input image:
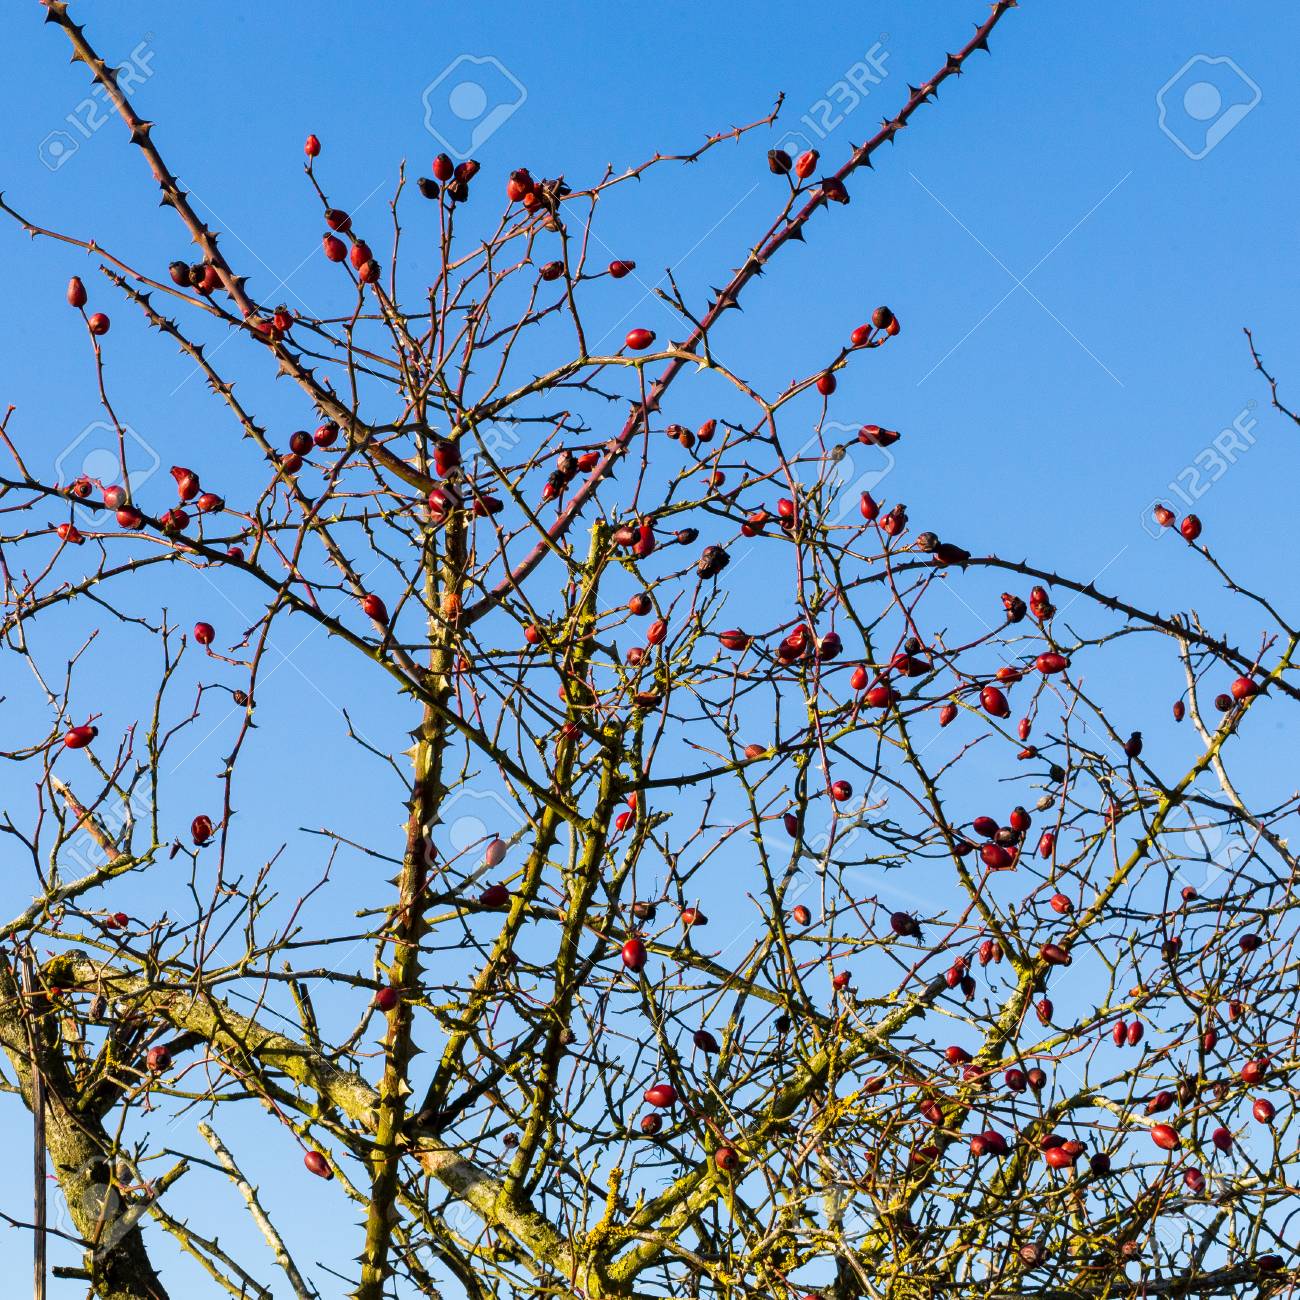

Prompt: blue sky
[{"left": 1, "top": 1, "right": 1298, "bottom": 1291}]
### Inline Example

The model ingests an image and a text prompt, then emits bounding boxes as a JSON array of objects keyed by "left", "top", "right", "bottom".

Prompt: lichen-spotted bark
[
  {"left": 356, "top": 511, "right": 462, "bottom": 1299},
  {"left": 0, "top": 959, "right": 169, "bottom": 1300}
]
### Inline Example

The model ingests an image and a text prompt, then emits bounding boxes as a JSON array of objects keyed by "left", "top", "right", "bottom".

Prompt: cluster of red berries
[
  {"left": 1152, "top": 503, "right": 1202, "bottom": 542},
  {"left": 66, "top": 276, "right": 110, "bottom": 334}
]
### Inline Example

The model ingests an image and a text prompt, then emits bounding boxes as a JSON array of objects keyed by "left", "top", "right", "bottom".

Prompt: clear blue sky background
[{"left": 1, "top": 2, "right": 1298, "bottom": 1292}]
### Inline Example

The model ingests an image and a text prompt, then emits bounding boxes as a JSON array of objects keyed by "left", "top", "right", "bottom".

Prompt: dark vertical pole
[{"left": 20, "top": 951, "right": 47, "bottom": 1300}]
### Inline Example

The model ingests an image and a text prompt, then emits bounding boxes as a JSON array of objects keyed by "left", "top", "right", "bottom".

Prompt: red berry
[
  {"left": 362, "top": 593, "right": 388, "bottom": 624},
  {"left": 639, "top": 1113, "right": 662, "bottom": 1135},
  {"left": 1035, "top": 652, "right": 1069, "bottom": 675},
  {"left": 1241, "top": 1058, "right": 1269, "bottom": 1085},
  {"left": 980, "top": 685, "right": 1010, "bottom": 718},
  {"left": 1253, "top": 1098, "right": 1276, "bottom": 1124},
  {"left": 1211, "top": 1126, "right": 1232, "bottom": 1152},
  {"left": 87, "top": 313, "right": 110, "bottom": 336},
  {"left": 621, "top": 938, "right": 647, "bottom": 972},
  {"left": 625, "top": 328, "right": 655, "bottom": 351},
  {"left": 304, "top": 134, "right": 321, "bottom": 158},
  {"left": 1145, "top": 1090, "right": 1173, "bottom": 1115},
  {"left": 67, "top": 276, "right": 87, "bottom": 308},
  {"left": 1152, "top": 504, "right": 1175, "bottom": 528},
  {"left": 303, "top": 1150, "right": 333, "bottom": 1179},
  {"left": 1150, "top": 1124, "right": 1180, "bottom": 1151},
  {"left": 714, "top": 1146, "right": 739, "bottom": 1172},
  {"left": 374, "top": 986, "right": 399, "bottom": 1012},
  {"left": 644, "top": 1083, "right": 677, "bottom": 1108},
  {"left": 323, "top": 234, "right": 347, "bottom": 262},
  {"left": 830, "top": 779, "right": 852, "bottom": 802},
  {"left": 63, "top": 725, "right": 98, "bottom": 750},
  {"left": 191, "top": 814, "right": 214, "bottom": 845},
  {"left": 816, "top": 372, "right": 836, "bottom": 396},
  {"left": 857, "top": 424, "right": 899, "bottom": 447},
  {"left": 693, "top": 1029, "right": 719, "bottom": 1054},
  {"left": 794, "top": 150, "right": 819, "bottom": 179},
  {"left": 889, "top": 912, "right": 920, "bottom": 938},
  {"left": 1040, "top": 942, "right": 1072, "bottom": 967},
  {"left": 193, "top": 621, "right": 215, "bottom": 647},
  {"left": 478, "top": 883, "right": 510, "bottom": 908},
  {"left": 1231, "top": 675, "right": 1258, "bottom": 701},
  {"left": 1180, "top": 514, "right": 1202, "bottom": 542},
  {"left": 980, "top": 843, "right": 1013, "bottom": 870},
  {"left": 146, "top": 1044, "right": 171, "bottom": 1073},
  {"left": 609, "top": 259, "right": 636, "bottom": 278},
  {"left": 792, "top": 904, "right": 811, "bottom": 926}
]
